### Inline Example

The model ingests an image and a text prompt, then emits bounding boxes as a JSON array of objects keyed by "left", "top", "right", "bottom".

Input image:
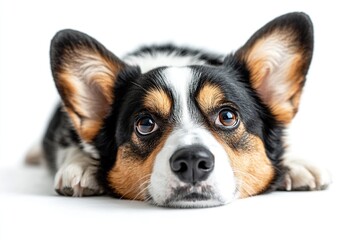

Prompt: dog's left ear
[
  {"left": 234, "top": 12, "right": 313, "bottom": 124},
  {"left": 50, "top": 29, "right": 128, "bottom": 142}
]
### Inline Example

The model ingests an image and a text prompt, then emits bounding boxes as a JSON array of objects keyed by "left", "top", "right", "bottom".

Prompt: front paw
[
  {"left": 54, "top": 161, "right": 104, "bottom": 197},
  {"left": 279, "top": 160, "right": 332, "bottom": 191}
]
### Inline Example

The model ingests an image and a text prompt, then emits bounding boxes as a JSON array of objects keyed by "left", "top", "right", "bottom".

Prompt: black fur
[
  {"left": 129, "top": 44, "right": 224, "bottom": 66},
  {"left": 42, "top": 104, "right": 80, "bottom": 173}
]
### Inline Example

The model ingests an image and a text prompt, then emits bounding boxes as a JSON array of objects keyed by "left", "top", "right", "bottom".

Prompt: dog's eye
[
  {"left": 135, "top": 116, "right": 159, "bottom": 136},
  {"left": 215, "top": 109, "right": 239, "bottom": 128}
]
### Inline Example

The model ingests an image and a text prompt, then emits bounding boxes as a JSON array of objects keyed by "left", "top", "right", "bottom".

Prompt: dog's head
[{"left": 50, "top": 12, "right": 313, "bottom": 207}]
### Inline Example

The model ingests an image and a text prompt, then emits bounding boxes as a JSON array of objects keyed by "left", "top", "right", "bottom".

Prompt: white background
[{"left": 0, "top": 0, "right": 359, "bottom": 239}]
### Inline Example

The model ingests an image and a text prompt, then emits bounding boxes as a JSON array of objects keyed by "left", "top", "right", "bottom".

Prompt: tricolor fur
[{"left": 39, "top": 12, "right": 331, "bottom": 208}]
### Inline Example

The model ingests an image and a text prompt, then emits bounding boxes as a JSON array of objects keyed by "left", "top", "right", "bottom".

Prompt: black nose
[{"left": 169, "top": 145, "right": 214, "bottom": 184}]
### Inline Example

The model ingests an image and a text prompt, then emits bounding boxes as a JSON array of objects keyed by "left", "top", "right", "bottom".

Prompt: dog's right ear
[
  {"left": 50, "top": 29, "right": 127, "bottom": 142},
  {"left": 233, "top": 12, "right": 314, "bottom": 124}
]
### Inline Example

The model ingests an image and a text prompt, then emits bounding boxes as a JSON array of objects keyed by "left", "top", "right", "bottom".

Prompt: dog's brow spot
[
  {"left": 144, "top": 89, "right": 172, "bottom": 116},
  {"left": 197, "top": 84, "right": 224, "bottom": 111}
]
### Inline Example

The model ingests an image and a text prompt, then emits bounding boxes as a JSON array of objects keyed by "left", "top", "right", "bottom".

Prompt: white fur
[
  {"left": 54, "top": 146, "right": 103, "bottom": 196},
  {"left": 167, "top": 199, "right": 223, "bottom": 208},
  {"left": 282, "top": 159, "right": 332, "bottom": 191},
  {"left": 163, "top": 67, "right": 193, "bottom": 124},
  {"left": 81, "top": 141, "right": 100, "bottom": 159},
  {"left": 248, "top": 34, "right": 296, "bottom": 108},
  {"left": 65, "top": 54, "right": 117, "bottom": 120},
  {"left": 124, "top": 52, "right": 208, "bottom": 73},
  {"left": 148, "top": 67, "right": 236, "bottom": 207}
]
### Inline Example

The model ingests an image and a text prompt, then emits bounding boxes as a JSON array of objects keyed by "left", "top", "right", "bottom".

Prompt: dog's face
[{"left": 50, "top": 13, "right": 313, "bottom": 207}]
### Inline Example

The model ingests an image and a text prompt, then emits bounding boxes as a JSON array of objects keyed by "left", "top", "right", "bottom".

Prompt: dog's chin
[
  {"left": 164, "top": 199, "right": 225, "bottom": 208},
  {"left": 150, "top": 186, "right": 230, "bottom": 208}
]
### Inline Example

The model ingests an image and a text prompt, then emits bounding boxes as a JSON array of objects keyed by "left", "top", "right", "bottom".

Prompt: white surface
[
  {"left": 0, "top": 0, "right": 359, "bottom": 239},
  {"left": 0, "top": 166, "right": 358, "bottom": 240}
]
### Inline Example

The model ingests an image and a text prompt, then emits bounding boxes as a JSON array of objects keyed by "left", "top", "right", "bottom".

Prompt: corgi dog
[{"left": 35, "top": 12, "right": 331, "bottom": 208}]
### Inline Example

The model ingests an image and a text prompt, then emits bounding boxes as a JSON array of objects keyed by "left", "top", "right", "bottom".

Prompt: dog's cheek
[
  {"left": 223, "top": 134, "right": 275, "bottom": 198},
  {"left": 107, "top": 131, "right": 171, "bottom": 200},
  {"left": 107, "top": 144, "right": 155, "bottom": 200}
]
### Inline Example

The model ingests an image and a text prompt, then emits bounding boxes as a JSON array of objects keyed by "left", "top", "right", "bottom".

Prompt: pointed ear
[
  {"left": 235, "top": 12, "right": 314, "bottom": 124},
  {"left": 50, "top": 29, "right": 126, "bottom": 142}
]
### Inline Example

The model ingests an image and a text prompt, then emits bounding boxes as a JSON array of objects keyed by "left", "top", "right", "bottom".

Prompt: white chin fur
[{"left": 161, "top": 199, "right": 227, "bottom": 208}]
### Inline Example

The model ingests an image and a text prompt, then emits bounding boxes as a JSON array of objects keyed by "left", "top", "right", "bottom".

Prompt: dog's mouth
[
  {"left": 176, "top": 192, "right": 210, "bottom": 201},
  {"left": 159, "top": 185, "right": 224, "bottom": 208}
]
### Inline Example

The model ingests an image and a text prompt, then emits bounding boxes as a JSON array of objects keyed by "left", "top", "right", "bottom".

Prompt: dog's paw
[
  {"left": 54, "top": 156, "right": 104, "bottom": 197},
  {"left": 279, "top": 160, "right": 332, "bottom": 191}
]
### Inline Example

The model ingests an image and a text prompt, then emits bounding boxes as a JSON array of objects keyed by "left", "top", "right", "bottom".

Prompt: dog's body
[{"left": 37, "top": 12, "right": 331, "bottom": 208}]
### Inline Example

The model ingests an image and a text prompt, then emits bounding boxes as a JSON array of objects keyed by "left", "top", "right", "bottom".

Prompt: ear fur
[
  {"left": 50, "top": 29, "right": 126, "bottom": 142},
  {"left": 235, "top": 12, "right": 314, "bottom": 124}
]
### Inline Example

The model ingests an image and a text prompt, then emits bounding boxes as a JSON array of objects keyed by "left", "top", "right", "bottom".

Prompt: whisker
[
  {"left": 131, "top": 179, "right": 151, "bottom": 201},
  {"left": 236, "top": 179, "right": 255, "bottom": 197},
  {"left": 232, "top": 170, "right": 261, "bottom": 197},
  {"left": 119, "top": 173, "right": 152, "bottom": 200},
  {"left": 232, "top": 169, "right": 260, "bottom": 183},
  {"left": 143, "top": 194, "right": 153, "bottom": 203}
]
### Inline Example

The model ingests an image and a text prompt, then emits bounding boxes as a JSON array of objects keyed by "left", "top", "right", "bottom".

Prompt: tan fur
[
  {"left": 197, "top": 84, "right": 225, "bottom": 112},
  {"left": 144, "top": 89, "right": 172, "bottom": 117},
  {"left": 269, "top": 53, "right": 305, "bottom": 123},
  {"left": 240, "top": 31, "right": 307, "bottom": 124},
  {"left": 196, "top": 88, "right": 275, "bottom": 198},
  {"left": 57, "top": 48, "right": 124, "bottom": 142},
  {"left": 218, "top": 133, "right": 275, "bottom": 198},
  {"left": 108, "top": 131, "right": 171, "bottom": 200},
  {"left": 25, "top": 144, "right": 44, "bottom": 165}
]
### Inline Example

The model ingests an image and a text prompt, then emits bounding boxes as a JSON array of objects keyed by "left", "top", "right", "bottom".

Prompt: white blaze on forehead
[
  {"left": 162, "top": 67, "right": 194, "bottom": 128},
  {"left": 124, "top": 53, "right": 208, "bottom": 73}
]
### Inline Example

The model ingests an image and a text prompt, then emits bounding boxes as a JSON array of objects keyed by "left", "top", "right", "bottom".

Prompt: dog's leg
[
  {"left": 279, "top": 160, "right": 332, "bottom": 191},
  {"left": 54, "top": 146, "right": 104, "bottom": 197}
]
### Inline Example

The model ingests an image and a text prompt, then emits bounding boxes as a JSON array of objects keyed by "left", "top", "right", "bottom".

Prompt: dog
[{"left": 31, "top": 12, "right": 331, "bottom": 208}]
